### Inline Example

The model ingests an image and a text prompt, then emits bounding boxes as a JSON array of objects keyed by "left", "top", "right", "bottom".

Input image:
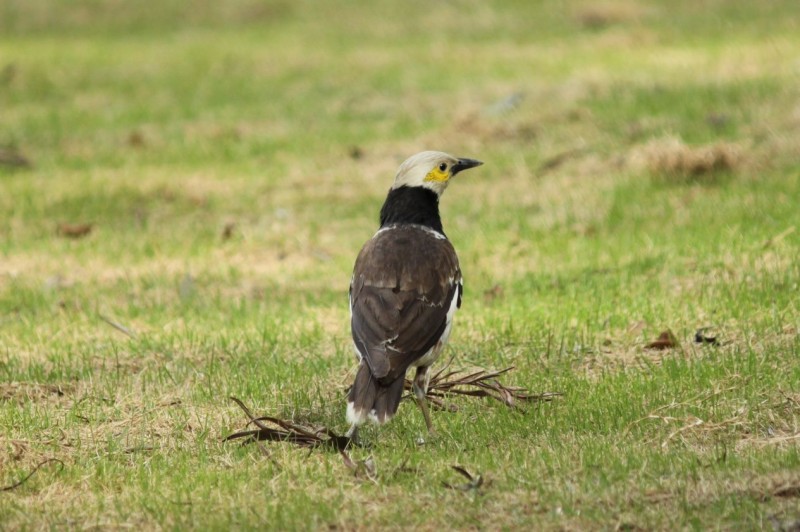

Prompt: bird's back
[{"left": 350, "top": 224, "right": 461, "bottom": 383}]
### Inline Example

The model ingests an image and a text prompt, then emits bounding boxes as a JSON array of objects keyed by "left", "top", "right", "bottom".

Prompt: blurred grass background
[{"left": 1, "top": 0, "right": 799, "bottom": 529}]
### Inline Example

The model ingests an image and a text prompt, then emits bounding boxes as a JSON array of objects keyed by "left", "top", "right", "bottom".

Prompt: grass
[{"left": 2, "top": 0, "right": 799, "bottom": 529}]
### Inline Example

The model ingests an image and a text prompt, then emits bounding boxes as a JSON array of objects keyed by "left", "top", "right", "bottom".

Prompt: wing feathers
[{"left": 350, "top": 225, "right": 461, "bottom": 383}]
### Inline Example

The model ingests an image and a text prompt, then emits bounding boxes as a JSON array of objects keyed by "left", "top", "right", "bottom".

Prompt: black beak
[{"left": 451, "top": 158, "right": 484, "bottom": 176}]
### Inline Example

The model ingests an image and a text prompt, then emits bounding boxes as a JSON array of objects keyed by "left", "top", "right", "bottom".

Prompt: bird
[{"left": 346, "top": 150, "right": 483, "bottom": 443}]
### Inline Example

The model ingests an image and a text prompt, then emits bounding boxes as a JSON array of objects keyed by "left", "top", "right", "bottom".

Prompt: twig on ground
[
  {"left": 661, "top": 416, "right": 705, "bottom": 448},
  {"left": 223, "top": 397, "right": 351, "bottom": 452},
  {"left": 98, "top": 313, "right": 138, "bottom": 339},
  {"left": 443, "top": 465, "right": 485, "bottom": 492},
  {"left": 406, "top": 364, "right": 562, "bottom": 410},
  {"left": 225, "top": 367, "right": 558, "bottom": 455},
  {"left": 1, "top": 459, "right": 64, "bottom": 492}
]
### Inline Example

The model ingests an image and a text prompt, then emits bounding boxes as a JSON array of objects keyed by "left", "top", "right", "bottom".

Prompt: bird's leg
[
  {"left": 412, "top": 366, "right": 436, "bottom": 436},
  {"left": 345, "top": 424, "right": 360, "bottom": 445}
]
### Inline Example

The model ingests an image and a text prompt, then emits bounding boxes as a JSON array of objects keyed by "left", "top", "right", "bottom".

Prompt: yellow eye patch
[{"left": 424, "top": 167, "right": 450, "bottom": 182}]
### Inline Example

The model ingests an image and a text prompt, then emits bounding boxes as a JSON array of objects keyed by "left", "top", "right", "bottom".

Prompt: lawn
[{"left": 1, "top": 0, "right": 799, "bottom": 529}]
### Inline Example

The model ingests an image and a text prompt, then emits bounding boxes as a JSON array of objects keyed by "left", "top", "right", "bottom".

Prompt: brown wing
[{"left": 350, "top": 226, "right": 461, "bottom": 384}]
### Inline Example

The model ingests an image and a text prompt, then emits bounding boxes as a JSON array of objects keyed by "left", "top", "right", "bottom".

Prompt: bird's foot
[
  {"left": 415, "top": 428, "right": 438, "bottom": 446},
  {"left": 345, "top": 426, "right": 360, "bottom": 447}
]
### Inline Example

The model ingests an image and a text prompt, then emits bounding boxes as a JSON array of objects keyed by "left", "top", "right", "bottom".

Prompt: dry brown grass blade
[
  {"left": 224, "top": 397, "right": 351, "bottom": 452},
  {"left": 762, "top": 226, "right": 795, "bottom": 249},
  {"left": 405, "top": 365, "right": 561, "bottom": 410},
  {"left": 98, "top": 313, "right": 138, "bottom": 339},
  {"left": 1, "top": 459, "right": 64, "bottom": 492}
]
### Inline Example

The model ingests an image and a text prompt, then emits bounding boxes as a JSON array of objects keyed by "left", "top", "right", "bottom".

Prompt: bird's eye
[{"left": 438, "top": 163, "right": 447, "bottom": 172}]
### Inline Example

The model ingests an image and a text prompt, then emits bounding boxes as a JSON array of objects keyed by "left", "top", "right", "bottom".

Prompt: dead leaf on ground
[
  {"left": 221, "top": 222, "right": 236, "bottom": 241},
  {"left": 128, "top": 130, "right": 146, "bottom": 148},
  {"left": 349, "top": 145, "right": 364, "bottom": 160},
  {"left": 57, "top": 223, "right": 93, "bottom": 239},
  {"left": 645, "top": 330, "right": 678, "bottom": 350}
]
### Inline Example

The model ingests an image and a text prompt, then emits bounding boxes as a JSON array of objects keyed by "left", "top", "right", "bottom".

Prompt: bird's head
[{"left": 392, "top": 151, "right": 483, "bottom": 197}]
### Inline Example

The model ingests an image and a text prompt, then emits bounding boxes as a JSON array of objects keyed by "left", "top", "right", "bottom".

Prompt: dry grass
[
  {"left": 224, "top": 366, "right": 559, "bottom": 452},
  {"left": 632, "top": 136, "right": 743, "bottom": 182},
  {"left": 572, "top": 2, "right": 647, "bottom": 30},
  {"left": 0, "top": 382, "right": 71, "bottom": 404}
]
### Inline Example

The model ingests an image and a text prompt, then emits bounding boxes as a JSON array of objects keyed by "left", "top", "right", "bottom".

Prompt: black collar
[{"left": 379, "top": 186, "right": 444, "bottom": 234}]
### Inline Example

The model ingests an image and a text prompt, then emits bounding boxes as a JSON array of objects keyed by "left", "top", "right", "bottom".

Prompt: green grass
[{"left": 2, "top": 0, "right": 799, "bottom": 529}]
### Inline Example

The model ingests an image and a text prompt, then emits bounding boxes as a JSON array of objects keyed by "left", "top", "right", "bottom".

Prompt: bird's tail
[{"left": 347, "top": 361, "right": 405, "bottom": 427}]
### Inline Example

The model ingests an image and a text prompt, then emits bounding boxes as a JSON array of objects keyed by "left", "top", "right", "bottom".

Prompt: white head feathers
[{"left": 392, "top": 151, "right": 483, "bottom": 197}]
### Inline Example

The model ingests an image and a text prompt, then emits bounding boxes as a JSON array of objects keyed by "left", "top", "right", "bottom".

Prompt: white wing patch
[
  {"left": 412, "top": 282, "right": 460, "bottom": 369},
  {"left": 349, "top": 273, "right": 354, "bottom": 316}
]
